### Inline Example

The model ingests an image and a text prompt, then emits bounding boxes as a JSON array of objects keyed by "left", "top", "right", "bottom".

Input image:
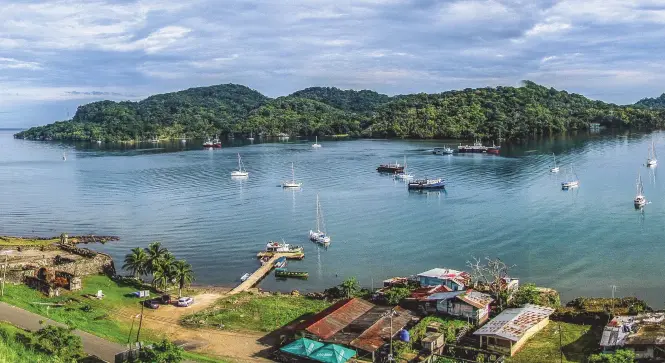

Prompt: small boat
[
  {"left": 212, "top": 136, "right": 222, "bottom": 148},
  {"left": 240, "top": 273, "right": 251, "bottom": 282},
  {"left": 151, "top": 136, "right": 159, "bottom": 143},
  {"left": 274, "top": 256, "right": 287, "bottom": 269},
  {"left": 180, "top": 135, "right": 187, "bottom": 143},
  {"left": 203, "top": 138, "right": 214, "bottom": 148},
  {"left": 394, "top": 157, "right": 413, "bottom": 179},
  {"left": 377, "top": 161, "right": 404, "bottom": 173},
  {"left": 433, "top": 146, "right": 454, "bottom": 155},
  {"left": 282, "top": 162, "right": 302, "bottom": 188},
  {"left": 312, "top": 136, "right": 322, "bottom": 148},
  {"left": 309, "top": 194, "right": 331, "bottom": 245},
  {"left": 62, "top": 152, "right": 67, "bottom": 161},
  {"left": 550, "top": 153, "right": 559, "bottom": 173},
  {"left": 634, "top": 173, "right": 647, "bottom": 208},
  {"left": 275, "top": 268, "right": 308, "bottom": 279},
  {"left": 486, "top": 141, "right": 501, "bottom": 155},
  {"left": 561, "top": 166, "right": 579, "bottom": 189},
  {"left": 96, "top": 140, "right": 102, "bottom": 144},
  {"left": 278, "top": 133, "right": 290, "bottom": 140},
  {"left": 248, "top": 132, "right": 254, "bottom": 141},
  {"left": 260, "top": 256, "right": 271, "bottom": 265},
  {"left": 647, "top": 140, "right": 657, "bottom": 167},
  {"left": 408, "top": 178, "right": 445, "bottom": 190},
  {"left": 231, "top": 153, "right": 249, "bottom": 177},
  {"left": 266, "top": 241, "right": 303, "bottom": 253}
]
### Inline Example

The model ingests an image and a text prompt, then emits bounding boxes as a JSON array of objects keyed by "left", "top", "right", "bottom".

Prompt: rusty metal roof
[
  {"left": 410, "top": 285, "right": 452, "bottom": 300},
  {"left": 458, "top": 290, "right": 493, "bottom": 309},
  {"left": 473, "top": 304, "right": 555, "bottom": 342},
  {"left": 350, "top": 306, "right": 416, "bottom": 353},
  {"left": 302, "top": 298, "right": 375, "bottom": 339}
]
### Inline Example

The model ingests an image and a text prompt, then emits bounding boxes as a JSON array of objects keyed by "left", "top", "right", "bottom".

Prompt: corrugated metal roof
[
  {"left": 411, "top": 285, "right": 452, "bottom": 300},
  {"left": 350, "top": 306, "right": 416, "bottom": 353},
  {"left": 424, "top": 291, "right": 465, "bottom": 301},
  {"left": 302, "top": 298, "right": 375, "bottom": 339},
  {"left": 417, "top": 268, "right": 467, "bottom": 280},
  {"left": 458, "top": 290, "right": 494, "bottom": 309},
  {"left": 473, "top": 304, "right": 555, "bottom": 342},
  {"left": 601, "top": 313, "right": 665, "bottom": 347}
]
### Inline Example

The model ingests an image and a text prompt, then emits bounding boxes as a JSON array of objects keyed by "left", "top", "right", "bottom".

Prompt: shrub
[
  {"left": 588, "top": 349, "right": 636, "bottom": 363},
  {"left": 137, "top": 339, "right": 184, "bottom": 363},
  {"left": 32, "top": 325, "right": 84, "bottom": 361}
]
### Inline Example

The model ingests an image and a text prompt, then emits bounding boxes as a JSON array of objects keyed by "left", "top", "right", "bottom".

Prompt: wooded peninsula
[{"left": 14, "top": 81, "right": 665, "bottom": 142}]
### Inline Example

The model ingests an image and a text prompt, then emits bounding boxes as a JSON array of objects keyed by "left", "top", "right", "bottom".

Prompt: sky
[{"left": 2, "top": 0, "right": 665, "bottom": 128}]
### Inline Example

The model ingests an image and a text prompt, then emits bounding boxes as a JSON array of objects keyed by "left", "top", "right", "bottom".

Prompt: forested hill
[
  {"left": 14, "top": 81, "right": 665, "bottom": 142},
  {"left": 635, "top": 94, "right": 665, "bottom": 109}
]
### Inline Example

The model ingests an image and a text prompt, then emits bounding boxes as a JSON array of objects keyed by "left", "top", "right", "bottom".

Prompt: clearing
[{"left": 507, "top": 321, "right": 602, "bottom": 363}]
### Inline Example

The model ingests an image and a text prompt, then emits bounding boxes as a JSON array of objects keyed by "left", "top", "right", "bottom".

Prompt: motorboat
[
  {"left": 266, "top": 241, "right": 303, "bottom": 253},
  {"left": 408, "top": 178, "right": 446, "bottom": 190},
  {"left": 433, "top": 146, "right": 454, "bottom": 155},
  {"left": 240, "top": 273, "right": 251, "bottom": 282}
]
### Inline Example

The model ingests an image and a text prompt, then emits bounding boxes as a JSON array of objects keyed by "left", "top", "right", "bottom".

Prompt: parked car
[
  {"left": 157, "top": 294, "right": 171, "bottom": 304},
  {"left": 142, "top": 299, "right": 159, "bottom": 309},
  {"left": 177, "top": 297, "right": 194, "bottom": 307}
]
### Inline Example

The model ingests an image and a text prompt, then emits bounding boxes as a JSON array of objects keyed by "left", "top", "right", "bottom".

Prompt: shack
[
  {"left": 600, "top": 313, "right": 665, "bottom": 360},
  {"left": 421, "top": 289, "right": 494, "bottom": 324},
  {"left": 416, "top": 268, "right": 470, "bottom": 291},
  {"left": 473, "top": 304, "right": 555, "bottom": 356}
]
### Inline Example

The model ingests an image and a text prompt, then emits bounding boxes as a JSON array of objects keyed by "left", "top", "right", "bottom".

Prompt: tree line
[
  {"left": 122, "top": 242, "right": 194, "bottom": 297},
  {"left": 14, "top": 82, "right": 665, "bottom": 142}
]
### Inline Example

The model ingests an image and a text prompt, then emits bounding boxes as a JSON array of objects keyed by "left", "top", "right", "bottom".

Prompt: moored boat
[
  {"left": 311, "top": 136, "right": 322, "bottom": 148},
  {"left": 561, "top": 165, "right": 579, "bottom": 189},
  {"left": 275, "top": 268, "right": 309, "bottom": 279},
  {"left": 266, "top": 241, "right": 303, "bottom": 253},
  {"left": 393, "top": 156, "right": 413, "bottom": 179},
  {"left": 240, "top": 273, "right": 251, "bottom": 282},
  {"left": 377, "top": 162, "right": 404, "bottom": 173},
  {"left": 486, "top": 142, "right": 501, "bottom": 155},
  {"left": 550, "top": 153, "right": 559, "bottom": 173},
  {"left": 274, "top": 256, "right": 287, "bottom": 268},
  {"left": 408, "top": 178, "right": 445, "bottom": 190},
  {"left": 231, "top": 153, "right": 249, "bottom": 177},
  {"left": 433, "top": 146, "right": 454, "bottom": 155},
  {"left": 309, "top": 194, "right": 331, "bottom": 245},
  {"left": 634, "top": 173, "right": 647, "bottom": 208},
  {"left": 282, "top": 162, "right": 302, "bottom": 188},
  {"left": 647, "top": 140, "right": 657, "bottom": 167},
  {"left": 458, "top": 140, "right": 488, "bottom": 153}
]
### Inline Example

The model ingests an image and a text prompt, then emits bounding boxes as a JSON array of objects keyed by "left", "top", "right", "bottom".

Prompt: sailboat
[
  {"left": 647, "top": 140, "right": 657, "bottom": 167},
  {"left": 394, "top": 156, "right": 414, "bottom": 179},
  {"left": 62, "top": 152, "right": 67, "bottom": 161},
  {"left": 550, "top": 153, "right": 559, "bottom": 173},
  {"left": 311, "top": 136, "right": 322, "bottom": 148},
  {"left": 231, "top": 153, "right": 249, "bottom": 177},
  {"left": 634, "top": 173, "right": 647, "bottom": 207},
  {"left": 248, "top": 132, "right": 254, "bottom": 141},
  {"left": 309, "top": 194, "right": 331, "bottom": 245},
  {"left": 282, "top": 163, "right": 302, "bottom": 188},
  {"left": 180, "top": 135, "right": 187, "bottom": 143},
  {"left": 561, "top": 165, "right": 579, "bottom": 189}
]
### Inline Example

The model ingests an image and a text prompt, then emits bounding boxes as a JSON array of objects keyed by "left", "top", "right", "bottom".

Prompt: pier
[{"left": 229, "top": 254, "right": 282, "bottom": 295}]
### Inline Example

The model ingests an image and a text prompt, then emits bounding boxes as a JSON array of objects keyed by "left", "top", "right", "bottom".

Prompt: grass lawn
[
  {"left": 0, "top": 322, "right": 59, "bottom": 363},
  {"left": 0, "top": 236, "right": 60, "bottom": 246},
  {"left": 183, "top": 292, "right": 331, "bottom": 332},
  {"left": 507, "top": 322, "right": 602, "bottom": 363}
]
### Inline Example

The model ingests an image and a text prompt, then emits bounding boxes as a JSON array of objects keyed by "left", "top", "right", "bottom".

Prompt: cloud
[{"left": 3, "top": 0, "right": 665, "bottom": 126}]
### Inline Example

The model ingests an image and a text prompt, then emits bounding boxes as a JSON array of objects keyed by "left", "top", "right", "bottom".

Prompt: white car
[{"left": 177, "top": 297, "right": 194, "bottom": 307}]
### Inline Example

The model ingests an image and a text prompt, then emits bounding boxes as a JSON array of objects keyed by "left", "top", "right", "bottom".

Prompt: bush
[
  {"left": 511, "top": 283, "right": 560, "bottom": 307},
  {"left": 383, "top": 286, "right": 412, "bottom": 305},
  {"left": 137, "top": 339, "right": 184, "bottom": 363},
  {"left": 588, "top": 349, "right": 635, "bottom": 363},
  {"left": 410, "top": 316, "right": 472, "bottom": 344},
  {"left": 32, "top": 325, "right": 84, "bottom": 361}
]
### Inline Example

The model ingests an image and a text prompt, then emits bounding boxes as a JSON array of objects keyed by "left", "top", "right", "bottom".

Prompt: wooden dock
[{"left": 229, "top": 254, "right": 282, "bottom": 295}]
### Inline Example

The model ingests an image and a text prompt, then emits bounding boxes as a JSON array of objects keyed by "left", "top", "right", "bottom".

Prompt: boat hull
[
  {"left": 377, "top": 166, "right": 404, "bottom": 173},
  {"left": 561, "top": 181, "right": 579, "bottom": 189},
  {"left": 231, "top": 171, "right": 249, "bottom": 177},
  {"left": 408, "top": 180, "right": 446, "bottom": 190},
  {"left": 275, "top": 268, "right": 308, "bottom": 279}
]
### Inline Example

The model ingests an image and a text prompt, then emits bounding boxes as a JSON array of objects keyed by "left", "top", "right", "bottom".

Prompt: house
[
  {"left": 416, "top": 268, "right": 470, "bottom": 291},
  {"left": 600, "top": 313, "right": 665, "bottom": 360},
  {"left": 423, "top": 290, "right": 494, "bottom": 323},
  {"left": 473, "top": 304, "right": 555, "bottom": 356}
]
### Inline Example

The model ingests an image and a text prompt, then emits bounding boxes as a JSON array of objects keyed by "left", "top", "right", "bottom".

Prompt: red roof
[
  {"left": 300, "top": 298, "right": 375, "bottom": 339},
  {"left": 410, "top": 285, "right": 452, "bottom": 301},
  {"left": 350, "top": 306, "right": 415, "bottom": 352}
]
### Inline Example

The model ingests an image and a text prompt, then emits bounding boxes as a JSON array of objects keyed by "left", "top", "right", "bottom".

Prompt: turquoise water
[{"left": 1, "top": 130, "right": 664, "bottom": 305}]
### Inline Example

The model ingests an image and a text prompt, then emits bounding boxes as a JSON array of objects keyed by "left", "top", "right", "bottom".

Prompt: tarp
[
  {"left": 279, "top": 338, "right": 325, "bottom": 358},
  {"left": 308, "top": 344, "right": 356, "bottom": 363}
]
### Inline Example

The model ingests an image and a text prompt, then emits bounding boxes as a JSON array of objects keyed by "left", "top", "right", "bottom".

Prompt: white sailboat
[
  {"left": 62, "top": 152, "right": 67, "bottom": 161},
  {"left": 312, "top": 136, "right": 322, "bottom": 148},
  {"left": 550, "top": 153, "right": 559, "bottom": 173},
  {"left": 180, "top": 135, "right": 187, "bottom": 143},
  {"left": 282, "top": 162, "right": 302, "bottom": 188},
  {"left": 647, "top": 140, "right": 657, "bottom": 167},
  {"left": 309, "top": 194, "right": 331, "bottom": 245},
  {"left": 394, "top": 156, "right": 414, "bottom": 179},
  {"left": 634, "top": 173, "right": 647, "bottom": 207},
  {"left": 231, "top": 153, "right": 249, "bottom": 177},
  {"left": 561, "top": 165, "right": 579, "bottom": 189},
  {"left": 248, "top": 132, "right": 254, "bottom": 141}
]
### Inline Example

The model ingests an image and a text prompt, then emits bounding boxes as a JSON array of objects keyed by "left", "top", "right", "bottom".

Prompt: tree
[
  {"left": 123, "top": 247, "right": 149, "bottom": 279},
  {"left": 172, "top": 260, "right": 195, "bottom": 297},
  {"left": 137, "top": 339, "right": 184, "bottom": 363},
  {"left": 467, "top": 257, "right": 515, "bottom": 310},
  {"left": 151, "top": 253, "right": 176, "bottom": 291},
  {"left": 33, "top": 325, "right": 84, "bottom": 361},
  {"left": 144, "top": 242, "right": 169, "bottom": 274},
  {"left": 340, "top": 277, "right": 360, "bottom": 298},
  {"left": 588, "top": 349, "right": 636, "bottom": 363},
  {"left": 383, "top": 286, "right": 411, "bottom": 305}
]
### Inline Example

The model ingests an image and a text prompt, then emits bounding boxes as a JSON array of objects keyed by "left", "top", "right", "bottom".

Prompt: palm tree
[
  {"left": 151, "top": 252, "right": 176, "bottom": 291},
  {"left": 172, "top": 260, "right": 195, "bottom": 297},
  {"left": 122, "top": 247, "right": 148, "bottom": 279},
  {"left": 144, "top": 242, "right": 169, "bottom": 274}
]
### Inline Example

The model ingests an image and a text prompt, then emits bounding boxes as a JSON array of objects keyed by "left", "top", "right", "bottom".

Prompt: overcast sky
[{"left": 2, "top": 0, "right": 665, "bottom": 128}]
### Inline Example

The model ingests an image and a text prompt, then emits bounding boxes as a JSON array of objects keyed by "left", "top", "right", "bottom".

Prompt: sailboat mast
[
  {"left": 291, "top": 162, "right": 295, "bottom": 183},
  {"left": 316, "top": 194, "right": 320, "bottom": 232}
]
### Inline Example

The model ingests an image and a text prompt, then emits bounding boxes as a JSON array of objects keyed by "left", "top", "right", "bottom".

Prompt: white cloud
[
  {"left": 541, "top": 55, "right": 557, "bottom": 63},
  {"left": 525, "top": 22, "right": 571, "bottom": 37},
  {"left": 0, "top": 57, "right": 42, "bottom": 70}
]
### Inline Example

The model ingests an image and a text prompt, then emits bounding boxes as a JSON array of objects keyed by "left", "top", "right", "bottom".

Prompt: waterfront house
[
  {"left": 473, "top": 304, "right": 555, "bottom": 356},
  {"left": 416, "top": 268, "right": 470, "bottom": 291},
  {"left": 600, "top": 313, "right": 665, "bottom": 360},
  {"left": 421, "top": 290, "right": 494, "bottom": 324}
]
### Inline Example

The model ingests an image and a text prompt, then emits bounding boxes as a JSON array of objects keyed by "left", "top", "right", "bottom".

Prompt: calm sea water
[{"left": 1, "top": 130, "right": 664, "bottom": 306}]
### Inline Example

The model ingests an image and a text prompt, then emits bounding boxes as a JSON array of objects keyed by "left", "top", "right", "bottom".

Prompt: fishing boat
[
  {"left": 275, "top": 268, "right": 309, "bottom": 279},
  {"left": 647, "top": 140, "right": 657, "bottom": 167},
  {"left": 311, "top": 136, "right": 322, "bottom": 148},
  {"left": 265, "top": 241, "right": 303, "bottom": 253},
  {"left": 203, "top": 137, "right": 214, "bottom": 148},
  {"left": 458, "top": 140, "right": 488, "bottom": 153},
  {"left": 433, "top": 146, "right": 454, "bottom": 155},
  {"left": 309, "top": 194, "right": 331, "bottom": 245},
  {"left": 561, "top": 166, "right": 579, "bottom": 189},
  {"left": 486, "top": 142, "right": 501, "bottom": 155},
  {"left": 240, "top": 273, "right": 251, "bottom": 282},
  {"left": 231, "top": 153, "right": 249, "bottom": 177},
  {"left": 377, "top": 161, "right": 404, "bottom": 173},
  {"left": 408, "top": 178, "right": 445, "bottom": 190},
  {"left": 394, "top": 156, "right": 414, "bottom": 179},
  {"left": 282, "top": 162, "right": 302, "bottom": 188},
  {"left": 274, "top": 256, "right": 287, "bottom": 268},
  {"left": 634, "top": 173, "right": 647, "bottom": 208},
  {"left": 212, "top": 136, "right": 222, "bottom": 148},
  {"left": 550, "top": 153, "right": 559, "bottom": 173}
]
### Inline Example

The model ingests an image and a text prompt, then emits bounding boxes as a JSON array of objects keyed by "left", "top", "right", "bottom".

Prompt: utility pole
[
  {"left": 1, "top": 254, "right": 7, "bottom": 297},
  {"left": 611, "top": 285, "right": 617, "bottom": 317},
  {"left": 558, "top": 322, "right": 563, "bottom": 363},
  {"left": 135, "top": 300, "right": 145, "bottom": 347}
]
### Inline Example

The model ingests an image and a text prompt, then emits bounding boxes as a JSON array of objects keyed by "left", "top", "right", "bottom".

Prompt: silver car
[{"left": 177, "top": 296, "right": 194, "bottom": 307}]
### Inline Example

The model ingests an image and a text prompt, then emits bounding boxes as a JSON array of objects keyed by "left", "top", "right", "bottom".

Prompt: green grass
[
  {"left": 507, "top": 322, "right": 602, "bottom": 363},
  {"left": 183, "top": 351, "right": 233, "bottom": 363},
  {"left": 0, "top": 236, "right": 60, "bottom": 246},
  {"left": 0, "top": 275, "right": 158, "bottom": 343},
  {"left": 183, "top": 292, "right": 331, "bottom": 332},
  {"left": 0, "top": 322, "right": 60, "bottom": 363}
]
